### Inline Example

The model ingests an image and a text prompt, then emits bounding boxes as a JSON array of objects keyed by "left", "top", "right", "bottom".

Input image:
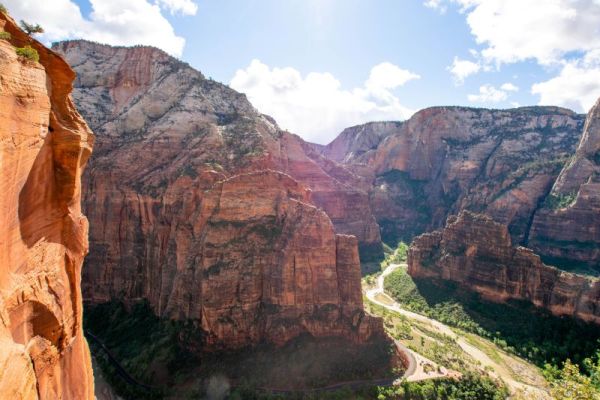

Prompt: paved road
[
  {"left": 366, "top": 263, "right": 550, "bottom": 398},
  {"left": 365, "top": 264, "right": 449, "bottom": 382}
]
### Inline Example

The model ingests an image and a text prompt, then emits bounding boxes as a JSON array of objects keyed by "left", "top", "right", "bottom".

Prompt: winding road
[{"left": 366, "top": 263, "right": 551, "bottom": 399}]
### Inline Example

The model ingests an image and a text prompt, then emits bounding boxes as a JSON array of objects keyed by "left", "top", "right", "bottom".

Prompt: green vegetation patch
[
  {"left": 544, "top": 191, "right": 577, "bottom": 209},
  {"left": 15, "top": 45, "right": 39, "bottom": 62},
  {"left": 383, "top": 267, "right": 600, "bottom": 369},
  {"left": 85, "top": 301, "right": 202, "bottom": 399},
  {"left": 0, "top": 31, "right": 11, "bottom": 40},
  {"left": 375, "top": 374, "right": 508, "bottom": 400},
  {"left": 544, "top": 356, "right": 600, "bottom": 400}
]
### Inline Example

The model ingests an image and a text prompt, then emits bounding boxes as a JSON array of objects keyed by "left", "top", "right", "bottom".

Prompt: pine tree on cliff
[{"left": 19, "top": 20, "right": 43, "bottom": 35}]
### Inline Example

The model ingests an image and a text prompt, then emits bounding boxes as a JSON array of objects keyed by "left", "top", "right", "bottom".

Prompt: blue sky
[{"left": 5, "top": 0, "right": 600, "bottom": 143}]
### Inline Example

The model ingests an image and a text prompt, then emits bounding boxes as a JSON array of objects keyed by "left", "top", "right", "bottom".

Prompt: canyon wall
[
  {"left": 320, "top": 121, "right": 402, "bottom": 164},
  {"left": 321, "top": 107, "right": 587, "bottom": 266},
  {"left": 317, "top": 95, "right": 600, "bottom": 324},
  {"left": 0, "top": 15, "right": 94, "bottom": 400},
  {"left": 529, "top": 98, "right": 600, "bottom": 271},
  {"left": 408, "top": 211, "right": 600, "bottom": 323},
  {"left": 54, "top": 40, "right": 382, "bottom": 350},
  {"left": 367, "top": 107, "right": 584, "bottom": 244}
]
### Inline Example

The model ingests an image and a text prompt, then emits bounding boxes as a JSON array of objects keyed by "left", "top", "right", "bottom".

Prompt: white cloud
[
  {"left": 531, "top": 57, "right": 600, "bottom": 112},
  {"left": 447, "top": 56, "right": 480, "bottom": 84},
  {"left": 431, "top": 0, "right": 600, "bottom": 112},
  {"left": 365, "top": 62, "right": 420, "bottom": 90},
  {"left": 2, "top": 0, "right": 197, "bottom": 57},
  {"left": 230, "top": 60, "right": 419, "bottom": 144},
  {"left": 500, "top": 82, "right": 519, "bottom": 92},
  {"left": 424, "top": 0, "right": 447, "bottom": 13},
  {"left": 155, "top": 0, "right": 198, "bottom": 15},
  {"left": 467, "top": 84, "right": 509, "bottom": 103},
  {"left": 453, "top": 0, "right": 600, "bottom": 66}
]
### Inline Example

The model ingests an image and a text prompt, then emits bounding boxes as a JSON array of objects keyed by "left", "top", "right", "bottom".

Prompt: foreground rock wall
[
  {"left": 408, "top": 211, "right": 600, "bottom": 324},
  {"left": 0, "top": 15, "right": 94, "bottom": 400},
  {"left": 54, "top": 40, "right": 382, "bottom": 350}
]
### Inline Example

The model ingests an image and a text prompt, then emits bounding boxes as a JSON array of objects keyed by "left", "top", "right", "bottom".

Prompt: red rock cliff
[
  {"left": 53, "top": 40, "right": 382, "bottom": 350},
  {"left": 0, "top": 15, "right": 94, "bottom": 400},
  {"left": 529, "top": 98, "right": 600, "bottom": 271},
  {"left": 408, "top": 211, "right": 600, "bottom": 324},
  {"left": 322, "top": 107, "right": 584, "bottom": 246}
]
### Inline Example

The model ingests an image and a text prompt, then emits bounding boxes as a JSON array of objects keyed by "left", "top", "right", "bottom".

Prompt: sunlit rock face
[
  {"left": 54, "top": 40, "right": 383, "bottom": 350},
  {"left": 529, "top": 98, "right": 600, "bottom": 271},
  {"left": 0, "top": 15, "right": 94, "bottom": 400},
  {"left": 408, "top": 211, "right": 600, "bottom": 324},
  {"left": 322, "top": 107, "right": 585, "bottom": 256}
]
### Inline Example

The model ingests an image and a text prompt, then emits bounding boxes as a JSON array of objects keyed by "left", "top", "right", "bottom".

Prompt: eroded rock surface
[
  {"left": 53, "top": 40, "right": 382, "bottom": 350},
  {"left": 321, "top": 121, "right": 402, "bottom": 164},
  {"left": 529, "top": 98, "right": 600, "bottom": 271},
  {"left": 408, "top": 211, "right": 600, "bottom": 324},
  {"left": 0, "top": 15, "right": 94, "bottom": 400},
  {"left": 323, "top": 107, "right": 584, "bottom": 251}
]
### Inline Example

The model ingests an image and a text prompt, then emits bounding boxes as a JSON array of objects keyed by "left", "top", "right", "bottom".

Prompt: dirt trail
[{"left": 366, "top": 263, "right": 551, "bottom": 399}]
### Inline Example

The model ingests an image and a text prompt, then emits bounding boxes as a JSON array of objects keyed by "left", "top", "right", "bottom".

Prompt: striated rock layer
[
  {"left": 0, "top": 15, "right": 94, "bottom": 400},
  {"left": 54, "top": 40, "right": 382, "bottom": 350},
  {"left": 529, "top": 98, "right": 600, "bottom": 271},
  {"left": 56, "top": 40, "right": 382, "bottom": 261},
  {"left": 321, "top": 107, "right": 585, "bottom": 256},
  {"left": 408, "top": 211, "right": 600, "bottom": 324}
]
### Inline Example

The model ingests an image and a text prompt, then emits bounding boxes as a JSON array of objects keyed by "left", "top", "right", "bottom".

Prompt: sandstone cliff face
[
  {"left": 0, "top": 15, "right": 94, "bottom": 400},
  {"left": 327, "top": 107, "right": 584, "bottom": 246},
  {"left": 55, "top": 41, "right": 382, "bottom": 262},
  {"left": 408, "top": 211, "right": 600, "bottom": 324},
  {"left": 53, "top": 40, "right": 382, "bottom": 350},
  {"left": 529, "top": 98, "right": 600, "bottom": 271},
  {"left": 321, "top": 121, "right": 402, "bottom": 164}
]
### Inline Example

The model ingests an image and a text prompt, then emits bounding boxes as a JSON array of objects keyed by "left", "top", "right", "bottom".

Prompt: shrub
[
  {"left": 544, "top": 191, "right": 577, "bottom": 209},
  {"left": 0, "top": 3, "right": 6, "bottom": 14},
  {"left": 15, "top": 45, "right": 39, "bottom": 62},
  {"left": 19, "top": 20, "right": 43, "bottom": 35},
  {"left": 544, "top": 359, "right": 600, "bottom": 399},
  {"left": 0, "top": 31, "right": 10, "bottom": 40},
  {"left": 375, "top": 373, "right": 508, "bottom": 399}
]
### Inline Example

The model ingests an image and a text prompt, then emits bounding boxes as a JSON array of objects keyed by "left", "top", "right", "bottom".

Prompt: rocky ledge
[{"left": 408, "top": 211, "right": 600, "bottom": 324}]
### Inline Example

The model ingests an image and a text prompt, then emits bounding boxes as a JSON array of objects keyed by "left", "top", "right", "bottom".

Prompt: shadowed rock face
[
  {"left": 529, "top": 98, "right": 600, "bottom": 271},
  {"left": 53, "top": 40, "right": 382, "bottom": 350},
  {"left": 0, "top": 15, "right": 94, "bottom": 400},
  {"left": 408, "top": 211, "right": 600, "bottom": 324}
]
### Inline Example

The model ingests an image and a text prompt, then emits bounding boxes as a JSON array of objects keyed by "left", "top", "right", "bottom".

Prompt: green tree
[
  {"left": 547, "top": 360, "right": 600, "bottom": 400},
  {"left": 19, "top": 20, "right": 44, "bottom": 35}
]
